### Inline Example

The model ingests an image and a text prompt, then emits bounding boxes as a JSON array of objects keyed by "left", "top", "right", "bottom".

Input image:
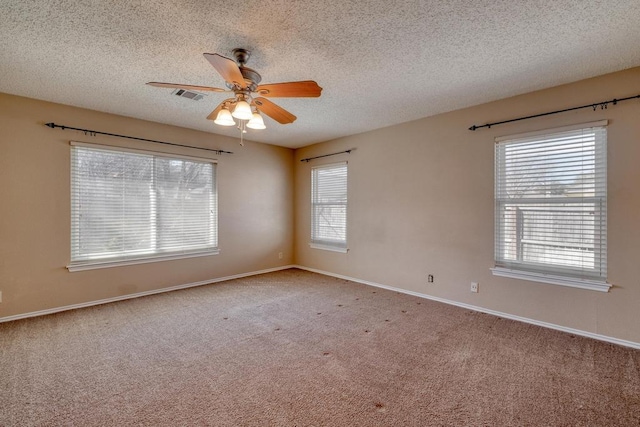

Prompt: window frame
[
  {"left": 491, "top": 121, "right": 610, "bottom": 292},
  {"left": 68, "top": 142, "right": 219, "bottom": 272},
  {"left": 310, "top": 161, "right": 348, "bottom": 253}
]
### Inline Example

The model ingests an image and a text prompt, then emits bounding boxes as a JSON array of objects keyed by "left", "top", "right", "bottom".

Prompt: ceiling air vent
[{"left": 172, "top": 89, "right": 205, "bottom": 101}]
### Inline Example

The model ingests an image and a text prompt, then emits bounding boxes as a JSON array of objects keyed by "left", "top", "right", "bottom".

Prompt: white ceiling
[{"left": 1, "top": 1, "right": 640, "bottom": 148}]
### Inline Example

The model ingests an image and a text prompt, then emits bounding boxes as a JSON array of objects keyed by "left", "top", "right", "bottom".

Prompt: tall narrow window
[
  {"left": 311, "top": 162, "right": 348, "bottom": 252},
  {"left": 70, "top": 143, "right": 217, "bottom": 270},
  {"left": 493, "top": 122, "right": 608, "bottom": 291}
]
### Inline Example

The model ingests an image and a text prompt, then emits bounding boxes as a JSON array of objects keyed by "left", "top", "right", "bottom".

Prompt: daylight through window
[
  {"left": 494, "top": 123, "right": 607, "bottom": 286},
  {"left": 311, "top": 162, "right": 348, "bottom": 252},
  {"left": 70, "top": 143, "right": 217, "bottom": 269}
]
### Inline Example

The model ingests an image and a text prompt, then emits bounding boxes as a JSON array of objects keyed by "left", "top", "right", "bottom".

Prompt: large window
[
  {"left": 493, "top": 122, "right": 609, "bottom": 291},
  {"left": 311, "top": 162, "right": 348, "bottom": 252},
  {"left": 69, "top": 143, "right": 217, "bottom": 270}
]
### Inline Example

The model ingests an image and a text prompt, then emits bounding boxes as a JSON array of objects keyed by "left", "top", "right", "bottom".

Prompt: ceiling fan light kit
[
  {"left": 147, "top": 48, "right": 322, "bottom": 144},
  {"left": 247, "top": 112, "right": 266, "bottom": 130},
  {"left": 231, "top": 99, "right": 253, "bottom": 120},
  {"left": 213, "top": 108, "right": 235, "bottom": 126}
]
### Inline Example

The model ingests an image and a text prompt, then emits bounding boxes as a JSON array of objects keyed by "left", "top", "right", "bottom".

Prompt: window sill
[
  {"left": 67, "top": 249, "right": 220, "bottom": 272},
  {"left": 490, "top": 267, "right": 611, "bottom": 292},
  {"left": 309, "top": 243, "right": 348, "bottom": 253}
]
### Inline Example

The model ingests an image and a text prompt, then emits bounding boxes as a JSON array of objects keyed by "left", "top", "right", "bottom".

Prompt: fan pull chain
[{"left": 238, "top": 120, "right": 246, "bottom": 146}]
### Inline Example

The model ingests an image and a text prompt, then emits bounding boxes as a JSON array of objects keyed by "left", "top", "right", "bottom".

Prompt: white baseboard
[
  {"left": 0, "top": 265, "right": 296, "bottom": 324},
  {"left": 293, "top": 265, "right": 640, "bottom": 350},
  {"left": 5, "top": 264, "right": 639, "bottom": 350}
]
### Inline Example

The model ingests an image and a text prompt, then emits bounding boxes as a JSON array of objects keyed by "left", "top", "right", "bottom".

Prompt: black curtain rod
[
  {"left": 45, "top": 123, "right": 233, "bottom": 155},
  {"left": 468, "top": 94, "right": 640, "bottom": 131},
  {"left": 300, "top": 149, "right": 352, "bottom": 163}
]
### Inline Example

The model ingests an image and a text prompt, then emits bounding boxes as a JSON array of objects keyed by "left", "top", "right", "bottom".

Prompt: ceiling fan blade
[
  {"left": 203, "top": 53, "right": 246, "bottom": 88},
  {"left": 147, "top": 82, "right": 227, "bottom": 92},
  {"left": 256, "top": 81, "right": 322, "bottom": 98},
  {"left": 254, "top": 97, "right": 297, "bottom": 124},
  {"left": 206, "top": 98, "right": 235, "bottom": 120}
]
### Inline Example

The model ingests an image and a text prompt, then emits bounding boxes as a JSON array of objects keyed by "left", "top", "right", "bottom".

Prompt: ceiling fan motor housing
[
  {"left": 239, "top": 67, "right": 261, "bottom": 88},
  {"left": 231, "top": 48, "right": 262, "bottom": 90}
]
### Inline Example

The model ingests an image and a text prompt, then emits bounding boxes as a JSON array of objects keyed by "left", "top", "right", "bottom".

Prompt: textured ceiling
[{"left": 1, "top": 1, "right": 640, "bottom": 148}]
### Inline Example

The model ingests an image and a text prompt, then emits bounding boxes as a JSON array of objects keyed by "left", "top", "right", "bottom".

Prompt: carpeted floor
[{"left": 1, "top": 268, "right": 639, "bottom": 426}]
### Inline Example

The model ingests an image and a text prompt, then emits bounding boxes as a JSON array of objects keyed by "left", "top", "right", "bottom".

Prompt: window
[
  {"left": 492, "top": 122, "right": 609, "bottom": 292},
  {"left": 310, "top": 162, "right": 348, "bottom": 252},
  {"left": 69, "top": 143, "right": 218, "bottom": 270}
]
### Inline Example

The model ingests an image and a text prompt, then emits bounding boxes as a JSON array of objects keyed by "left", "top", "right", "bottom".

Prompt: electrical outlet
[
  {"left": 470, "top": 282, "right": 479, "bottom": 293},
  {"left": 278, "top": 252, "right": 283, "bottom": 259},
  {"left": 427, "top": 274, "right": 434, "bottom": 283}
]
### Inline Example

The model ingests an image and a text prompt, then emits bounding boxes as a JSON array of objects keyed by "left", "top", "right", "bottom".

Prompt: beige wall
[
  {"left": 0, "top": 93, "right": 294, "bottom": 318},
  {"left": 2, "top": 68, "right": 639, "bottom": 345},
  {"left": 294, "top": 67, "right": 640, "bottom": 344}
]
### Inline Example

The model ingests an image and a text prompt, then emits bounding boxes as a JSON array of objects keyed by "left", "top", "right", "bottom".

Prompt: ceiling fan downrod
[{"left": 232, "top": 48, "right": 250, "bottom": 66}]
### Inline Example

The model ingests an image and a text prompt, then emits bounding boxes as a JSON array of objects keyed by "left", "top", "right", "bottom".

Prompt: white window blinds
[
  {"left": 311, "top": 162, "right": 348, "bottom": 250},
  {"left": 70, "top": 143, "right": 217, "bottom": 266},
  {"left": 494, "top": 123, "right": 607, "bottom": 282}
]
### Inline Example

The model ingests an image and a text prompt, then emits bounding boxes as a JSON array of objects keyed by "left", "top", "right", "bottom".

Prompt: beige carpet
[{"left": 1, "top": 268, "right": 639, "bottom": 426}]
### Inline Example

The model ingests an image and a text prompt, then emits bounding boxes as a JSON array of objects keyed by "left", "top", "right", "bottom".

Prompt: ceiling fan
[{"left": 147, "top": 48, "right": 322, "bottom": 134}]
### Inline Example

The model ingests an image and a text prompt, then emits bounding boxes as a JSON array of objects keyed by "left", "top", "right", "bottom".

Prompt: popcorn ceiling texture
[{"left": 1, "top": 0, "right": 639, "bottom": 148}]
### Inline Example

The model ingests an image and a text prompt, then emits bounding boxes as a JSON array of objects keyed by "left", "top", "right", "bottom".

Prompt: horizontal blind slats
[
  {"left": 495, "top": 126, "right": 607, "bottom": 281},
  {"left": 71, "top": 145, "right": 217, "bottom": 263},
  {"left": 311, "top": 163, "right": 348, "bottom": 247}
]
